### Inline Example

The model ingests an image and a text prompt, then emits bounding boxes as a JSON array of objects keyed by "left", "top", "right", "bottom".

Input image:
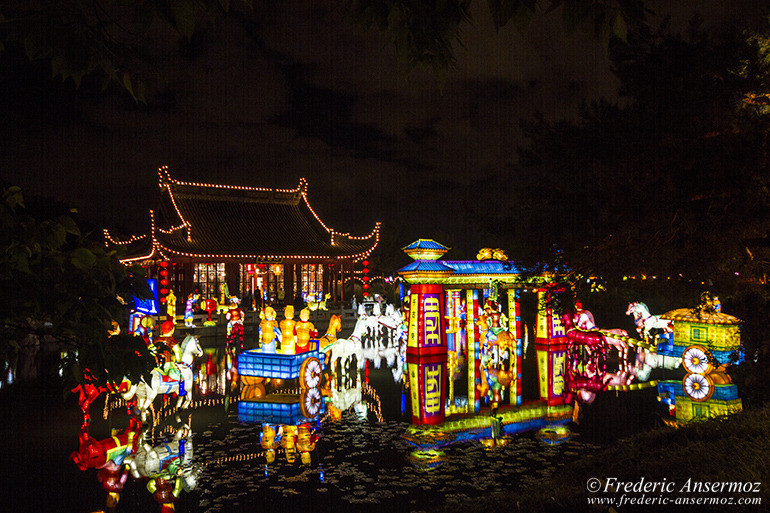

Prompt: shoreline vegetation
[{"left": 440, "top": 404, "right": 770, "bottom": 512}]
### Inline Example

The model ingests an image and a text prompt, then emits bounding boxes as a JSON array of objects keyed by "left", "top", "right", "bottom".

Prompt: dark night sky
[{"left": 1, "top": 1, "right": 765, "bottom": 259}]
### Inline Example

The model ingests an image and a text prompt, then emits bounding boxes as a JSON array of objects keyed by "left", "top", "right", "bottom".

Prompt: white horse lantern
[
  {"left": 125, "top": 424, "right": 192, "bottom": 479},
  {"left": 123, "top": 335, "right": 203, "bottom": 419},
  {"left": 625, "top": 302, "right": 673, "bottom": 340}
]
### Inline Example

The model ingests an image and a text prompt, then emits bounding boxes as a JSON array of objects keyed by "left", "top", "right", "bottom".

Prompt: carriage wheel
[
  {"left": 299, "top": 357, "right": 322, "bottom": 389},
  {"left": 682, "top": 345, "right": 714, "bottom": 375},
  {"left": 300, "top": 387, "right": 323, "bottom": 418},
  {"left": 683, "top": 372, "right": 715, "bottom": 402}
]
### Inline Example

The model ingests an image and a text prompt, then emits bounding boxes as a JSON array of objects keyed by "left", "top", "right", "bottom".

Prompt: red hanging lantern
[
  {"left": 159, "top": 261, "right": 168, "bottom": 268},
  {"left": 362, "top": 260, "right": 369, "bottom": 267},
  {"left": 362, "top": 276, "right": 369, "bottom": 282},
  {"left": 160, "top": 279, "right": 169, "bottom": 286},
  {"left": 160, "top": 288, "right": 168, "bottom": 295},
  {"left": 160, "top": 269, "right": 168, "bottom": 277}
]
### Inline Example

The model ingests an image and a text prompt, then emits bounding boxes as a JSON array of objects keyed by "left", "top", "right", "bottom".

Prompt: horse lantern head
[
  {"left": 329, "top": 315, "right": 341, "bottom": 332},
  {"left": 181, "top": 335, "right": 203, "bottom": 358}
]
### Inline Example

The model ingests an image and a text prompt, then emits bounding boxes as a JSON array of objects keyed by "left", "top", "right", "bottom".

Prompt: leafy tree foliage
[
  {"left": 1, "top": 0, "right": 644, "bottom": 98},
  {"left": 0, "top": 0, "right": 252, "bottom": 101},
  {"left": 0, "top": 186, "right": 154, "bottom": 390},
  {"left": 491, "top": 17, "right": 770, "bottom": 404},
  {"left": 345, "top": 0, "right": 647, "bottom": 77},
  {"left": 503, "top": 17, "right": 770, "bottom": 282}
]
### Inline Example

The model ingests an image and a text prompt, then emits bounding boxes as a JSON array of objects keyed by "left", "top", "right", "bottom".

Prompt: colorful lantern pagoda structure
[
  {"left": 104, "top": 166, "right": 379, "bottom": 308},
  {"left": 398, "top": 239, "right": 572, "bottom": 431}
]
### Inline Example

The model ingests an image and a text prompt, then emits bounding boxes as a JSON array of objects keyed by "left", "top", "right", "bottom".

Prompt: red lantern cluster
[
  {"left": 362, "top": 259, "right": 370, "bottom": 296},
  {"left": 158, "top": 261, "right": 170, "bottom": 305}
]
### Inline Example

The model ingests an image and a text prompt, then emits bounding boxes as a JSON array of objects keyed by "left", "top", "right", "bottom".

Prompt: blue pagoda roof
[
  {"left": 397, "top": 259, "right": 523, "bottom": 276},
  {"left": 443, "top": 260, "right": 522, "bottom": 275},
  {"left": 402, "top": 239, "right": 450, "bottom": 251},
  {"left": 399, "top": 260, "right": 455, "bottom": 273}
]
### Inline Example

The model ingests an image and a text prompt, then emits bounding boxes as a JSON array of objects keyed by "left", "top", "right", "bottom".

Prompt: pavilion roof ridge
[
  {"left": 99, "top": 165, "right": 384, "bottom": 264},
  {"left": 157, "top": 165, "right": 308, "bottom": 205}
]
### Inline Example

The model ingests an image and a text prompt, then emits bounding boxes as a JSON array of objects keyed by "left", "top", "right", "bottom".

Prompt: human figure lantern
[
  {"left": 259, "top": 306, "right": 281, "bottom": 353},
  {"left": 280, "top": 305, "right": 297, "bottom": 354},
  {"left": 477, "top": 306, "right": 515, "bottom": 405},
  {"left": 261, "top": 424, "right": 281, "bottom": 464},
  {"left": 226, "top": 296, "right": 245, "bottom": 355},
  {"left": 184, "top": 293, "right": 199, "bottom": 328},
  {"left": 96, "top": 460, "right": 129, "bottom": 510},
  {"left": 156, "top": 320, "right": 181, "bottom": 364},
  {"left": 295, "top": 308, "right": 316, "bottom": 354},
  {"left": 561, "top": 312, "right": 611, "bottom": 404},
  {"left": 296, "top": 424, "right": 319, "bottom": 465},
  {"left": 166, "top": 289, "right": 176, "bottom": 323}
]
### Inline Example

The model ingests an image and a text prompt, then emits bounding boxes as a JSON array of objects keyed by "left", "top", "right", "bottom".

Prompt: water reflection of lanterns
[
  {"left": 407, "top": 449, "right": 448, "bottom": 471},
  {"left": 361, "top": 259, "right": 370, "bottom": 294},
  {"left": 536, "top": 424, "right": 572, "bottom": 445},
  {"left": 238, "top": 379, "right": 324, "bottom": 466}
]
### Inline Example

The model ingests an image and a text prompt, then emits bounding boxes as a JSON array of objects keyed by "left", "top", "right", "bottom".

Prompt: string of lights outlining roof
[
  {"left": 157, "top": 165, "right": 305, "bottom": 194},
  {"left": 115, "top": 236, "right": 380, "bottom": 265},
  {"left": 111, "top": 167, "right": 380, "bottom": 264},
  {"left": 157, "top": 223, "right": 188, "bottom": 234},
  {"left": 102, "top": 231, "right": 148, "bottom": 245},
  {"left": 158, "top": 165, "right": 378, "bottom": 245}
]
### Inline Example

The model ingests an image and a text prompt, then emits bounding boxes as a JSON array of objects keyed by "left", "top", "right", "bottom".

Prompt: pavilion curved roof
[{"left": 105, "top": 166, "right": 379, "bottom": 263}]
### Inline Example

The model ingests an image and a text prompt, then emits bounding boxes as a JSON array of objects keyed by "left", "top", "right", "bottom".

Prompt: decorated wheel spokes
[
  {"left": 300, "top": 387, "right": 322, "bottom": 418},
  {"left": 299, "top": 357, "right": 322, "bottom": 389},
  {"left": 682, "top": 345, "right": 714, "bottom": 374},
  {"left": 683, "top": 372, "right": 715, "bottom": 402}
]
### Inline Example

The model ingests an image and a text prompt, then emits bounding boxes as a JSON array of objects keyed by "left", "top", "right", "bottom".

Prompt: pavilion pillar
[
  {"left": 406, "top": 283, "right": 447, "bottom": 425},
  {"left": 283, "top": 263, "right": 293, "bottom": 304},
  {"left": 329, "top": 263, "right": 339, "bottom": 301},
  {"left": 294, "top": 263, "right": 302, "bottom": 303},
  {"left": 466, "top": 289, "right": 481, "bottom": 413},
  {"left": 507, "top": 289, "right": 523, "bottom": 406},
  {"left": 225, "top": 263, "right": 239, "bottom": 298},
  {"left": 184, "top": 263, "right": 194, "bottom": 298},
  {"left": 535, "top": 288, "right": 568, "bottom": 407},
  {"left": 323, "top": 263, "right": 330, "bottom": 300}
]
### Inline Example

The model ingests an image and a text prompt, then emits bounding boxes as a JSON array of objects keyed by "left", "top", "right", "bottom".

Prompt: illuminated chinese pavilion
[{"left": 105, "top": 166, "right": 380, "bottom": 306}]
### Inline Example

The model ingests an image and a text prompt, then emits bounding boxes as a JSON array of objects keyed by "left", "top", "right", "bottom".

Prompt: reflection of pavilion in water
[
  {"left": 355, "top": 297, "right": 405, "bottom": 378},
  {"left": 397, "top": 240, "right": 573, "bottom": 445}
]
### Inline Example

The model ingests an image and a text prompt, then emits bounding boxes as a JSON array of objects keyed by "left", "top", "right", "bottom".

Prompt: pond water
[
  {"left": 2, "top": 319, "right": 669, "bottom": 513},
  {"left": 16, "top": 359, "right": 664, "bottom": 513}
]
